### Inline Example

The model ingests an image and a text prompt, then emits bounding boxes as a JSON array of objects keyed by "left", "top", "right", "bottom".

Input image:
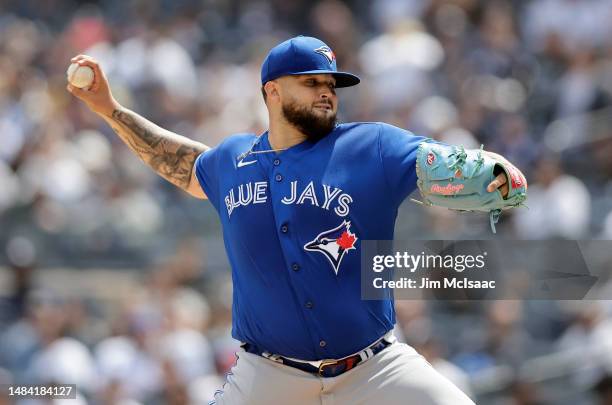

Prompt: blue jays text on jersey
[
  {"left": 195, "top": 122, "right": 431, "bottom": 361},
  {"left": 224, "top": 180, "right": 353, "bottom": 218}
]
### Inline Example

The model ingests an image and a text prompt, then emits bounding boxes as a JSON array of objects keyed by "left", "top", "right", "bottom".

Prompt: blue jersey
[{"left": 195, "top": 122, "right": 429, "bottom": 360}]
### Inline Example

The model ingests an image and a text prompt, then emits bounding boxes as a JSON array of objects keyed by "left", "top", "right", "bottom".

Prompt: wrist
[{"left": 96, "top": 98, "right": 122, "bottom": 118}]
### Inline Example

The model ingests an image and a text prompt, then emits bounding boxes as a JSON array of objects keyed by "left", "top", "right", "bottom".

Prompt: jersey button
[
  {"left": 319, "top": 340, "right": 327, "bottom": 347},
  {"left": 275, "top": 174, "right": 283, "bottom": 182},
  {"left": 305, "top": 301, "right": 313, "bottom": 309},
  {"left": 280, "top": 224, "right": 289, "bottom": 233},
  {"left": 273, "top": 158, "right": 281, "bottom": 166},
  {"left": 291, "top": 263, "right": 300, "bottom": 272}
]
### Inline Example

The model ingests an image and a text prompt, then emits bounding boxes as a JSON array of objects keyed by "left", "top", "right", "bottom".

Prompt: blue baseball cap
[{"left": 261, "top": 36, "right": 360, "bottom": 88}]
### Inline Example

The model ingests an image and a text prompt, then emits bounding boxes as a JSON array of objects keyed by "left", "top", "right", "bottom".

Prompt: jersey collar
[{"left": 260, "top": 130, "right": 318, "bottom": 158}]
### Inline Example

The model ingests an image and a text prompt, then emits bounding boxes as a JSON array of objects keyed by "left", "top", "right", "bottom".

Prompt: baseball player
[{"left": 68, "top": 36, "right": 526, "bottom": 404}]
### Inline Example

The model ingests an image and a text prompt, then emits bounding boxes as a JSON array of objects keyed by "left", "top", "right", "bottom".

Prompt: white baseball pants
[{"left": 210, "top": 341, "right": 476, "bottom": 405}]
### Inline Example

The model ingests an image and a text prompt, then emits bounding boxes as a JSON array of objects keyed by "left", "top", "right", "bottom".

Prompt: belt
[{"left": 241, "top": 333, "right": 394, "bottom": 378}]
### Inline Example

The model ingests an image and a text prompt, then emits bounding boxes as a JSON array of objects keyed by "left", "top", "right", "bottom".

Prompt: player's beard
[{"left": 281, "top": 99, "right": 337, "bottom": 142}]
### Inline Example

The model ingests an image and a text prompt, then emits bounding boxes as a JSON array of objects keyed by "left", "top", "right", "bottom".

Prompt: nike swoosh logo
[{"left": 237, "top": 159, "right": 257, "bottom": 168}]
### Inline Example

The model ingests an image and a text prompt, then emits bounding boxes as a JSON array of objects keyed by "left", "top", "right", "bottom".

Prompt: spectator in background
[
  {"left": 0, "top": 235, "right": 37, "bottom": 331},
  {"left": 0, "top": 262, "right": 35, "bottom": 329},
  {"left": 0, "top": 304, "right": 38, "bottom": 385},
  {"left": 489, "top": 113, "right": 538, "bottom": 172},
  {"left": 557, "top": 302, "right": 612, "bottom": 388},
  {"left": 94, "top": 304, "right": 165, "bottom": 402},
  {"left": 514, "top": 154, "right": 591, "bottom": 239},
  {"left": 24, "top": 291, "right": 96, "bottom": 396}
]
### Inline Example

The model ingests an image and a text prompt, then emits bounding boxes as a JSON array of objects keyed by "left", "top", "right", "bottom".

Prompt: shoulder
[
  {"left": 331, "top": 122, "right": 380, "bottom": 145},
  {"left": 334, "top": 122, "right": 418, "bottom": 138},
  {"left": 334, "top": 121, "right": 380, "bottom": 137},
  {"left": 332, "top": 122, "right": 422, "bottom": 152}
]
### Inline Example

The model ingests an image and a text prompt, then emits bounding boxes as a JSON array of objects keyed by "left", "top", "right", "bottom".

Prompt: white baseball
[{"left": 66, "top": 63, "right": 95, "bottom": 89}]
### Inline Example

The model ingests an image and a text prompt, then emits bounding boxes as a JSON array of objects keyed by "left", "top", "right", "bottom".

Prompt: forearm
[{"left": 100, "top": 106, "right": 209, "bottom": 190}]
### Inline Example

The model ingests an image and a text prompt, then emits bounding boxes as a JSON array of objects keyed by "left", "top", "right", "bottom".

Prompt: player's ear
[{"left": 264, "top": 81, "right": 280, "bottom": 103}]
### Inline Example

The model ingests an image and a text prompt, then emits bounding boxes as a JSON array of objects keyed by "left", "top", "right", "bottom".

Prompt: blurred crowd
[
  {"left": 0, "top": 242, "right": 237, "bottom": 405},
  {"left": 1, "top": 0, "right": 612, "bottom": 404}
]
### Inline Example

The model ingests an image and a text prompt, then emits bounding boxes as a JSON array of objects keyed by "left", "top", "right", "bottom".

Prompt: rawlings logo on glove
[
  {"left": 430, "top": 183, "right": 465, "bottom": 195},
  {"left": 415, "top": 142, "right": 527, "bottom": 233}
]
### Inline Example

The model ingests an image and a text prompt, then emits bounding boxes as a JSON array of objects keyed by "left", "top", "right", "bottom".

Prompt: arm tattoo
[{"left": 107, "top": 107, "right": 208, "bottom": 190}]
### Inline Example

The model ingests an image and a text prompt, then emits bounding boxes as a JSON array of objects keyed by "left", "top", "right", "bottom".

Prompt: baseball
[{"left": 66, "top": 63, "right": 94, "bottom": 89}]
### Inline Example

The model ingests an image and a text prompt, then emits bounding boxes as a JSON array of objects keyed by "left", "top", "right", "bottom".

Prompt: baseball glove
[{"left": 414, "top": 142, "right": 527, "bottom": 233}]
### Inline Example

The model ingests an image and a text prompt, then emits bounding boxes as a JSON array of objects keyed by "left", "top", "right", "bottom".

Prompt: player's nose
[
  {"left": 320, "top": 88, "right": 335, "bottom": 98},
  {"left": 318, "top": 93, "right": 335, "bottom": 106},
  {"left": 318, "top": 85, "right": 335, "bottom": 98}
]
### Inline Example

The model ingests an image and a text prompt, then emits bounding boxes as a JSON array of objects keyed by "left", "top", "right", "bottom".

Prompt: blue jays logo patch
[
  {"left": 314, "top": 46, "right": 336, "bottom": 64},
  {"left": 304, "top": 220, "right": 357, "bottom": 275}
]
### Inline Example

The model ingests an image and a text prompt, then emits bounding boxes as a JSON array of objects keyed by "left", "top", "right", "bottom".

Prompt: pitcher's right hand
[{"left": 66, "top": 55, "right": 120, "bottom": 117}]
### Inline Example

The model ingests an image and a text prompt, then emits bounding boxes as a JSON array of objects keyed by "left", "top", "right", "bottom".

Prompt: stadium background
[{"left": 1, "top": 0, "right": 612, "bottom": 403}]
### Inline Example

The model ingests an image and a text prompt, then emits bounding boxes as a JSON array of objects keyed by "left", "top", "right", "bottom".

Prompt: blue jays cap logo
[
  {"left": 304, "top": 220, "right": 357, "bottom": 275},
  {"left": 314, "top": 46, "right": 336, "bottom": 64}
]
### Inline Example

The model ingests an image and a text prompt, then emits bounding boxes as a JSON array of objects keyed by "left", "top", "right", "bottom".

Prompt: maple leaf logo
[{"left": 336, "top": 230, "right": 356, "bottom": 250}]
